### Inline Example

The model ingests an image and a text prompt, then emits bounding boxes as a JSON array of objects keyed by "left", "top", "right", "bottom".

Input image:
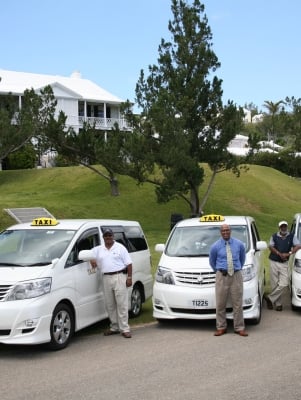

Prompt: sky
[{"left": 1, "top": 0, "right": 301, "bottom": 112}]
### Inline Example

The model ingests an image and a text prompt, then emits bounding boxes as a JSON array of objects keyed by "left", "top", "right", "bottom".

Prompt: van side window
[
  {"left": 101, "top": 225, "right": 148, "bottom": 253},
  {"left": 113, "top": 232, "right": 129, "bottom": 249},
  {"left": 124, "top": 226, "right": 148, "bottom": 252},
  {"left": 65, "top": 229, "right": 100, "bottom": 268}
]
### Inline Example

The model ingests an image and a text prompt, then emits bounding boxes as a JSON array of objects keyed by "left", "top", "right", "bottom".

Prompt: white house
[
  {"left": 227, "top": 134, "right": 249, "bottom": 156},
  {"left": 0, "top": 69, "right": 130, "bottom": 133}
]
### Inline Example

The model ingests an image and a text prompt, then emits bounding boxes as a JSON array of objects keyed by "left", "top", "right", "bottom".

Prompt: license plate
[{"left": 191, "top": 299, "right": 209, "bottom": 307}]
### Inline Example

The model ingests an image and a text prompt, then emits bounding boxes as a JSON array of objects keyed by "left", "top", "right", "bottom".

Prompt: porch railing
[{"left": 77, "top": 116, "right": 132, "bottom": 130}]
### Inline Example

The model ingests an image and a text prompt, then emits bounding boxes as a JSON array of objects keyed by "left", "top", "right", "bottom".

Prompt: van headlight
[
  {"left": 6, "top": 278, "right": 52, "bottom": 301},
  {"left": 155, "top": 266, "right": 175, "bottom": 285},
  {"left": 241, "top": 264, "right": 255, "bottom": 282},
  {"left": 294, "top": 258, "right": 301, "bottom": 274}
]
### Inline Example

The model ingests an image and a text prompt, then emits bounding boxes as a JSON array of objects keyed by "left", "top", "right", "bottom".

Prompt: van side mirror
[
  {"left": 78, "top": 249, "right": 94, "bottom": 261},
  {"left": 155, "top": 244, "right": 165, "bottom": 252},
  {"left": 256, "top": 241, "right": 268, "bottom": 251}
]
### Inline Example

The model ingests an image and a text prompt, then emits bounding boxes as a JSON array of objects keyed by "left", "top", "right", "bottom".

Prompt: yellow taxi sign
[
  {"left": 31, "top": 217, "right": 59, "bottom": 226},
  {"left": 200, "top": 214, "right": 225, "bottom": 222}
]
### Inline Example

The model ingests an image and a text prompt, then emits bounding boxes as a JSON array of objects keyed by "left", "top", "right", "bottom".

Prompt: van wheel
[
  {"left": 248, "top": 290, "right": 262, "bottom": 325},
  {"left": 48, "top": 303, "right": 74, "bottom": 350},
  {"left": 130, "top": 285, "right": 143, "bottom": 318}
]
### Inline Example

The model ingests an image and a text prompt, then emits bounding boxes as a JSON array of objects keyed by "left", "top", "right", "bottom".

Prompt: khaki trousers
[
  {"left": 215, "top": 270, "right": 245, "bottom": 331},
  {"left": 268, "top": 260, "right": 289, "bottom": 307},
  {"left": 103, "top": 273, "right": 130, "bottom": 333}
]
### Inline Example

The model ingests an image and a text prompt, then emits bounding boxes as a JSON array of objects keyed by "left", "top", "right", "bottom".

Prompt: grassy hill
[
  {"left": 0, "top": 164, "right": 300, "bottom": 327},
  {"left": 1, "top": 164, "right": 300, "bottom": 242}
]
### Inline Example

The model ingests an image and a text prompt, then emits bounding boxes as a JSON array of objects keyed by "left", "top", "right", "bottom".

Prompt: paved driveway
[{"left": 1, "top": 290, "right": 300, "bottom": 400}]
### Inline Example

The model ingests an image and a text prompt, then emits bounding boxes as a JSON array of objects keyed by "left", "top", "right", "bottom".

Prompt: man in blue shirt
[{"left": 209, "top": 224, "right": 248, "bottom": 337}]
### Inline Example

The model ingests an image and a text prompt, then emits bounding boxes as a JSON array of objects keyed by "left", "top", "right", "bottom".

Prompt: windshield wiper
[
  {"left": 0, "top": 262, "right": 28, "bottom": 267},
  {"left": 27, "top": 262, "right": 51, "bottom": 266}
]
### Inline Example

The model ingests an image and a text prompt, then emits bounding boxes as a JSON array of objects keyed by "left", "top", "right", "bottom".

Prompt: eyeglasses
[{"left": 221, "top": 229, "right": 230, "bottom": 232}]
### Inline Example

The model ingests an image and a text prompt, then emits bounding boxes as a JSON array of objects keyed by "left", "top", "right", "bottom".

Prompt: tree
[
  {"left": 6, "top": 144, "right": 36, "bottom": 169},
  {"left": 124, "top": 0, "right": 243, "bottom": 215},
  {"left": 47, "top": 122, "right": 129, "bottom": 196},
  {"left": 262, "top": 100, "right": 285, "bottom": 144},
  {"left": 0, "top": 93, "right": 30, "bottom": 169},
  {"left": 0, "top": 86, "right": 64, "bottom": 169},
  {"left": 284, "top": 96, "right": 301, "bottom": 151}
]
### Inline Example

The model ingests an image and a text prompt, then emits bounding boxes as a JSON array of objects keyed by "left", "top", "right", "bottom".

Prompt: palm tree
[{"left": 263, "top": 100, "right": 285, "bottom": 143}]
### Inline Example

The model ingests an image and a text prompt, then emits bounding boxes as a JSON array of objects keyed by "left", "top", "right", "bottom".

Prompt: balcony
[{"left": 78, "top": 116, "right": 132, "bottom": 130}]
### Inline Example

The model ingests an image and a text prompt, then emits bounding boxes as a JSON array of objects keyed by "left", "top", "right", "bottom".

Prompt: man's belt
[{"left": 104, "top": 269, "right": 127, "bottom": 275}]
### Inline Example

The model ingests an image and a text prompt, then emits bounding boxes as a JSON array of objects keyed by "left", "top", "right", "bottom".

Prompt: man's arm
[{"left": 126, "top": 263, "right": 133, "bottom": 287}]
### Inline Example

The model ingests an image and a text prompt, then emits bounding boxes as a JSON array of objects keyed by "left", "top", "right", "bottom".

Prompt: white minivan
[
  {"left": 0, "top": 218, "right": 153, "bottom": 349},
  {"left": 288, "top": 213, "right": 301, "bottom": 309},
  {"left": 153, "top": 214, "right": 267, "bottom": 324}
]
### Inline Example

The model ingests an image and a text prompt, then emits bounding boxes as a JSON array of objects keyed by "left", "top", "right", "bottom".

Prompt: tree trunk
[
  {"left": 110, "top": 176, "right": 119, "bottom": 196},
  {"left": 189, "top": 185, "right": 201, "bottom": 216},
  {"left": 200, "top": 168, "right": 218, "bottom": 212}
]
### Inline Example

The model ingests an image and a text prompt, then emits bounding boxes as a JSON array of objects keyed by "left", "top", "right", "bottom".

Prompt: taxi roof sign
[
  {"left": 31, "top": 217, "right": 59, "bottom": 226},
  {"left": 200, "top": 214, "right": 225, "bottom": 222}
]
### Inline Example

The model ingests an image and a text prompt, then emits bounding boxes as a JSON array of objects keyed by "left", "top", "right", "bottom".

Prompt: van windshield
[
  {"left": 165, "top": 225, "right": 249, "bottom": 257},
  {"left": 0, "top": 229, "right": 76, "bottom": 266}
]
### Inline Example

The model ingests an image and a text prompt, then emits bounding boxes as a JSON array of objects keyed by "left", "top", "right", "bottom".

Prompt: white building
[
  {"left": 0, "top": 69, "right": 130, "bottom": 133},
  {"left": 227, "top": 134, "right": 249, "bottom": 156}
]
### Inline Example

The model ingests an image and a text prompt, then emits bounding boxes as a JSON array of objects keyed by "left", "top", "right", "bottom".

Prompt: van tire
[
  {"left": 48, "top": 303, "right": 74, "bottom": 350},
  {"left": 130, "top": 284, "right": 143, "bottom": 318}
]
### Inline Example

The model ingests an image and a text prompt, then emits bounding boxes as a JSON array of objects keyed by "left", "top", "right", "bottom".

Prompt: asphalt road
[{"left": 1, "top": 290, "right": 301, "bottom": 400}]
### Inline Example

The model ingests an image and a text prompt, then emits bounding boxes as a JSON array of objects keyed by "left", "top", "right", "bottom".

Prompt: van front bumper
[
  {"left": 0, "top": 297, "right": 52, "bottom": 345},
  {"left": 153, "top": 281, "right": 260, "bottom": 321}
]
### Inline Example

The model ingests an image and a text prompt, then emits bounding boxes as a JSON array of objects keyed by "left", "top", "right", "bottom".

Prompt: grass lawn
[{"left": 0, "top": 163, "right": 300, "bottom": 328}]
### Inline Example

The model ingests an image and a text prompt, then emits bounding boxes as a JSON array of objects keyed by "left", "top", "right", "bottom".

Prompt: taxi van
[
  {"left": 0, "top": 218, "right": 153, "bottom": 349},
  {"left": 288, "top": 213, "right": 301, "bottom": 309},
  {"left": 153, "top": 214, "right": 267, "bottom": 324}
]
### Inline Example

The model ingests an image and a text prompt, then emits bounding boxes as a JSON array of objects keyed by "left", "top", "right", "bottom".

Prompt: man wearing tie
[{"left": 209, "top": 224, "right": 248, "bottom": 337}]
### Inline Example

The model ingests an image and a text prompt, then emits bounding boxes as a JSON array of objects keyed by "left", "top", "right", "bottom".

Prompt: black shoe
[
  {"left": 275, "top": 305, "right": 283, "bottom": 311},
  {"left": 104, "top": 329, "right": 120, "bottom": 336},
  {"left": 264, "top": 294, "right": 273, "bottom": 310},
  {"left": 122, "top": 331, "right": 132, "bottom": 338}
]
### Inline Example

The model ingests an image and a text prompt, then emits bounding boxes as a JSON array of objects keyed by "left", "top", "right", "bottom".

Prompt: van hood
[
  {"left": 0, "top": 266, "right": 51, "bottom": 284},
  {"left": 159, "top": 254, "right": 211, "bottom": 270},
  {"left": 159, "top": 251, "right": 253, "bottom": 270}
]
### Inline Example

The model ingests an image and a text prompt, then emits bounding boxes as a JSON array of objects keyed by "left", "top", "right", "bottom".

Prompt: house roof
[{"left": 0, "top": 69, "right": 124, "bottom": 104}]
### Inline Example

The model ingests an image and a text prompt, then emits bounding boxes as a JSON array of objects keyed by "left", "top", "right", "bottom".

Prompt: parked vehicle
[
  {"left": 0, "top": 218, "right": 153, "bottom": 349},
  {"left": 153, "top": 214, "right": 267, "bottom": 325},
  {"left": 288, "top": 213, "right": 301, "bottom": 309}
]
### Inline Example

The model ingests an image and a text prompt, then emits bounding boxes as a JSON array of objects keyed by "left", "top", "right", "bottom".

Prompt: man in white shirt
[{"left": 91, "top": 228, "right": 133, "bottom": 338}]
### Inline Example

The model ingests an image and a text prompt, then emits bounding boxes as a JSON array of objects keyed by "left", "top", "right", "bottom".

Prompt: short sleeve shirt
[{"left": 92, "top": 241, "right": 132, "bottom": 273}]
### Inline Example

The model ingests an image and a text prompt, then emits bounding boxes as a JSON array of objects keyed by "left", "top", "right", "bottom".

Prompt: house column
[
  {"left": 84, "top": 101, "right": 87, "bottom": 119},
  {"left": 103, "top": 103, "right": 107, "bottom": 127}
]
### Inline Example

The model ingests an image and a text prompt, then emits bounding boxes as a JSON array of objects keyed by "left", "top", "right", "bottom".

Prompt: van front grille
[
  {"left": 0, "top": 284, "right": 13, "bottom": 301},
  {"left": 0, "top": 330, "right": 11, "bottom": 336},
  {"left": 174, "top": 270, "right": 216, "bottom": 286}
]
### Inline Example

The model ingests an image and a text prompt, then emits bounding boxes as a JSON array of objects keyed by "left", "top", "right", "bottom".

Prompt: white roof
[{"left": 0, "top": 69, "right": 123, "bottom": 103}]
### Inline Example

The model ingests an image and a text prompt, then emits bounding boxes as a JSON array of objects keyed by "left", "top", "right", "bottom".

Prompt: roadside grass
[{"left": 0, "top": 163, "right": 300, "bottom": 328}]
